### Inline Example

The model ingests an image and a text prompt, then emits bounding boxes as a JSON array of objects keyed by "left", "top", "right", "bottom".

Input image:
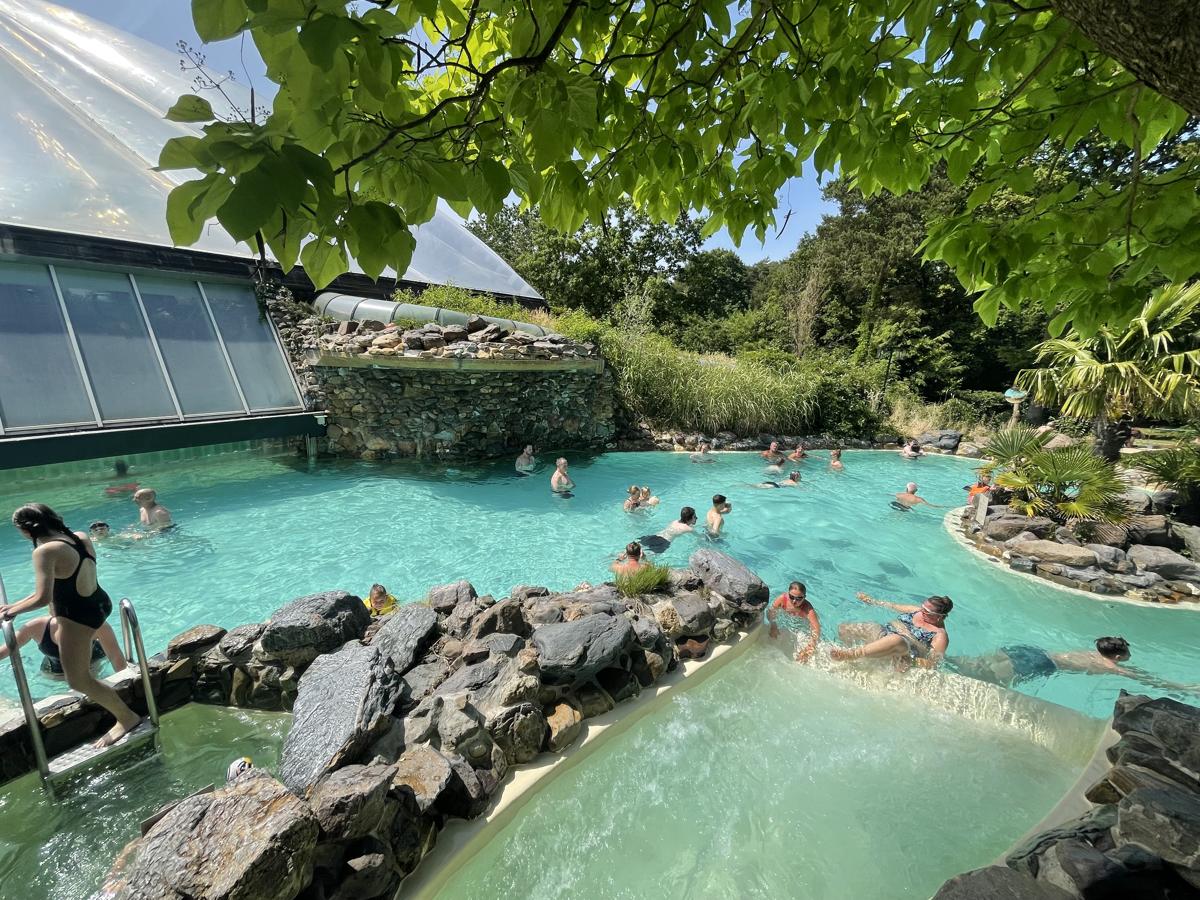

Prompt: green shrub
[{"left": 615, "top": 562, "right": 671, "bottom": 597}]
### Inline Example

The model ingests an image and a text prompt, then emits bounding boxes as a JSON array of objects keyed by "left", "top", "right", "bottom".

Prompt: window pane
[
  {"left": 137, "top": 276, "right": 244, "bottom": 417},
  {"left": 56, "top": 268, "right": 176, "bottom": 422},
  {"left": 202, "top": 283, "right": 301, "bottom": 411},
  {"left": 0, "top": 262, "right": 94, "bottom": 429}
]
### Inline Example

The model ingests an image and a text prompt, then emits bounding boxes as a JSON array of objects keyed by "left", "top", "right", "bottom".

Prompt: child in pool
[{"left": 364, "top": 583, "right": 397, "bottom": 617}]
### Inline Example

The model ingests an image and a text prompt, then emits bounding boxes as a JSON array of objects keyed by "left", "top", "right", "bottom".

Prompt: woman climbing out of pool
[
  {"left": 364, "top": 583, "right": 397, "bottom": 617},
  {"left": 767, "top": 581, "right": 821, "bottom": 663},
  {"left": 2, "top": 504, "right": 142, "bottom": 747},
  {"left": 551, "top": 458, "right": 575, "bottom": 497},
  {"left": 612, "top": 542, "right": 649, "bottom": 575},
  {"left": 947, "top": 637, "right": 1200, "bottom": 694},
  {"left": 639, "top": 507, "right": 697, "bottom": 554},
  {"left": 829, "top": 449, "right": 845, "bottom": 471},
  {"left": 0, "top": 613, "right": 124, "bottom": 677},
  {"left": 830, "top": 592, "right": 952, "bottom": 668}
]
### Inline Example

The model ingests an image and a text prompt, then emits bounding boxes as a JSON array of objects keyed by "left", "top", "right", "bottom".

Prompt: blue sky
[{"left": 57, "top": 0, "right": 831, "bottom": 262}]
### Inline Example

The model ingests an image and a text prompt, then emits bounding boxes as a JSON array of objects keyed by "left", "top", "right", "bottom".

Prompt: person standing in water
[
  {"left": 706, "top": 495, "right": 732, "bottom": 537},
  {"left": 551, "top": 458, "right": 575, "bottom": 496},
  {"left": 892, "top": 482, "right": 938, "bottom": 510},
  {"left": 515, "top": 445, "right": 536, "bottom": 475},
  {"left": 948, "top": 637, "right": 1199, "bottom": 694},
  {"left": 691, "top": 441, "right": 715, "bottom": 463},
  {"left": 612, "top": 541, "right": 649, "bottom": 575},
  {"left": 133, "top": 488, "right": 173, "bottom": 530},
  {"left": 767, "top": 581, "right": 822, "bottom": 663},
  {"left": 623, "top": 485, "right": 642, "bottom": 512},
  {"left": 761, "top": 442, "right": 785, "bottom": 464},
  {"left": 1, "top": 504, "right": 142, "bottom": 747},
  {"left": 829, "top": 449, "right": 845, "bottom": 471},
  {"left": 787, "top": 445, "right": 808, "bottom": 462}
]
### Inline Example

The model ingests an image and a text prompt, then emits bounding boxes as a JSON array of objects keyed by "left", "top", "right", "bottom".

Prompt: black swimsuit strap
[{"left": 45, "top": 534, "right": 93, "bottom": 578}]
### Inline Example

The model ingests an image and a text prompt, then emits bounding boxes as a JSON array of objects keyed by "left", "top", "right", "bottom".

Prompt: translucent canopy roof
[{"left": 0, "top": 1, "right": 540, "bottom": 299}]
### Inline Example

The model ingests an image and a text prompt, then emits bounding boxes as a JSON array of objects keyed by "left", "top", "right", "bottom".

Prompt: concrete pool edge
[
  {"left": 942, "top": 507, "right": 1200, "bottom": 611},
  {"left": 398, "top": 625, "right": 765, "bottom": 899}
]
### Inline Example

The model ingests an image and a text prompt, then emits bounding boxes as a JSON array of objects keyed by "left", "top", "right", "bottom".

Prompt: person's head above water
[
  {"left": 133, "top": 488, "right": 158, "bottom": 507},
  {"left": 712, "top": 494, "right": 728, "bottom": 509},
  {"left": 369, "top": 583, "right": 387, "bottom": 602},
  {"left": 1095, "top": 636, "right": 1131, "bottom": 661},
  {"left": 769, "top": 441, "right": 779, "bottom": 451},
  {"left": 89, "top": 521, "right": 110, "bottom": 538},
  {"left": 679, "top": 506, "right": 697, "bottom": 525},
  {"left": 920, "top": 596, "right": 953, "bottom": 623},
  {"left": 11, "top": 503, "right": 68, "bottom": 542},
  {"left": 625, "top": 541, "right": 642, "bottom": 560},
  {"left": 628, "top": 485, "right": 640, "bottom": 497},
  {"left": 906, "top": 482, "right": 918, "bottom": 493},
  {"left": 114, "top": 460, "right": 129, "bottom": 477},
  {"left": 787, "top": 471, "right": 801, "bottom": 482},
  {"left": 698, "top": 441, "right": 710, "bottom": 452},
  {"left": 555, "top": 458, "right": 568, "bottom": 470},
  {"left": 831, "top": 449, "right": 842, "bottom": 459},
  {"left": 523, "top": 444, "right": 534, "bottom": 455},
  {"left": 788, "top": 581, "right": 807, "bottom": 601}
]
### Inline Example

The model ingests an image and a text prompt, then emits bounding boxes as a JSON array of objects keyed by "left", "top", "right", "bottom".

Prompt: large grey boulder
[
  {"left": 309, "top": 761, "right": 396, "bottom": 841},
  {"left": 280, "top": 642, "right": 401, "bottom": 794},
  {"left": 1127, "top": 515, "right": 1174, "bottom": 548},
  {"left": 1128, "top": 545, "right": 1200, "bottom": 583},
  {"left": 1009, "top": 540, "right": 1099, "bottom": 568},
  {"left": 687, "top": 549, "right": 769, "bottom": 608},
  {"left": 984, "top": 515, "right": 1056, "bottom": 541},
  {"left": 95, "top": 770, "right": 318, "bottom": 900},
  {"left": 372, "top": 604, "right": 438, "bottom": 676},
  {"left": 917, "top": 429, "right": 962, "bottom": 451},
  {"left": 427, "top": 580, "right": 477, "bottom": 615},
  {"left": 468, "top": 598, "right": 530, "bottom": 639},
  {"left": 932, "top": 866, "right": 1073, "bottom": 899},
  {"left": 390, "top": 745, "right": 454, "bottom": 814},
  {"left": 1173, "top": 523, "right": 1200, "bottom": 562},
  {"left": 532, "top": 614, "right": 636, "bottom": 686},
  {"left": 1109, "top": 695, "right": 1200, "bottom": 786},
  {"left": 1007, "top": 805, "right": 1118, "bottom": 877},
  {"left": 258, "top": 591, "right": 371, "bottom": 666},
  {"left": 1117, "top": 788, "right": 1200, "bottom": 885},
  {"left": 1085, "top": 544, "right": 1127, "bottom": 572}
]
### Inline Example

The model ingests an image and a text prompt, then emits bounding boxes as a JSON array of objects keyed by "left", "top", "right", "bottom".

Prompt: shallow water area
[
  {"left": 432, "top": 641, "right": 1083, "bottom": 900},
  {"left": 0, "top": 705, "right": 289, "bottom": 900},
  {"left": 1, "top": 448, "right": 1196, "bottom": 716}
]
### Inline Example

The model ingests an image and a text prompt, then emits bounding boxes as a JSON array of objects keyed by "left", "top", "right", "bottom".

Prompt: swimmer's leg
[
  {"left": 94, "top": 622, "right": 128, "bottom": 672},
  {"left": 830, "top": 633, "right": 907, "bottom": 662}
]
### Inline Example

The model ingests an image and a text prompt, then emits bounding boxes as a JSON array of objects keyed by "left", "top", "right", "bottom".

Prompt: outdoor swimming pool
[
  {"left": 0, "top": 705, "right": 289, "bottom": 900},
  {"left": 1, "top": 447, "right": 1197, "bottom": 899},
  {"left": 1, "top": 448, "right": 1196, "bottom": 716},
  {"left": 430, "top": 642, "right": 1089, "bottom": 900}
]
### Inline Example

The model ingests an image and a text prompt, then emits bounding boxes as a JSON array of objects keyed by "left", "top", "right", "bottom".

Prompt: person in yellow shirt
[{"left": 364, "top": 583, "right": 396, "bottom": 617}]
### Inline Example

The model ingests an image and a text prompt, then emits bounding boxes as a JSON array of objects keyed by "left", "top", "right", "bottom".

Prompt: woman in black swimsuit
[
  {"left": 0, "top": 612, "right": 122, "bottom": 676},
  {"left": 2, "top": 504, "right": 141, "bottom": 747}
]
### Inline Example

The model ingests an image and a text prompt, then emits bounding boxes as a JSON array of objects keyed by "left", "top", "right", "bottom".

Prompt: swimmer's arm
[
  {"left": 796, "top": 608, "right": 821, "bottom": 660},
  {"left": 2, "top": 548, "right": 55, "bottom": 616},
  {"left": 855, "top": 592, "right": 917, "bottom": 613},
  {"left": 1117, "top": 665, "right": 1198, "bottom": 694},
  {"left": 914, "top": 633, "right": 949, "bottom": 669}
]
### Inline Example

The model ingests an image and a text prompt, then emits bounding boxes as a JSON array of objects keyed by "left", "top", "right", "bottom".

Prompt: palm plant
[
  {"left": 979, "top": 424, "right": 1050, "bottom": 471},
  {"left": 994, "top": 445, "right": 1130, "bottom": 524},
  {"left": 1017, "top": 283, "right": 1200, "bottom": 461},
  {"left": 1137, "top": 444, "right": 1200, "bottom": 522}
]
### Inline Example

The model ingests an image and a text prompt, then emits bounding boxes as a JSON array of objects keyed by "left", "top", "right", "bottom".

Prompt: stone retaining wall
[
  {"left": 933, "top": 692, "right": 1200, "bottom": 899},
  {"left": 91, "top": 549, "right": 769, "bottom": 900},
  {"left": 313, "top": 356, "right": 616, "bottom": 461}
]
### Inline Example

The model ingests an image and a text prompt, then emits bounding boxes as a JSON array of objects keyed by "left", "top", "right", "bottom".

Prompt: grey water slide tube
[{"left": 313, "top": 292, "right": 551, "bottom": 337}]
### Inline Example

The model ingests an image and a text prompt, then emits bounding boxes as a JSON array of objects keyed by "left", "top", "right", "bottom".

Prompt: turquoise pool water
[
  {"left": 0, "top": 705, "right": 289, "bottom": 900},
  {"left": 1, "top": 449, "right": 1196, "bottom": 716},
  {"left": 432, "top": 642, "right": 1084, "bottom": 900}
]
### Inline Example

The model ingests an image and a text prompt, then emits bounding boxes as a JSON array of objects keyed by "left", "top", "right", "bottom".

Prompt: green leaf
[
  {"left": 191, "top": 0, "right": 248, "bottom": 42},
  {"left": 300, "top": 237, "right": 348, "bottom": 289},
  {"left": 157, "top": 136, "right": 211, "bottom": 170},
  {"left": 166, "top": 179, "right": 213, "bottom": 246},
  {"left": 164, "top": 94, "right": 215, "bottom": 124},
  {"left": 216, "top": 168, "right": 275, "bottom": 242}
]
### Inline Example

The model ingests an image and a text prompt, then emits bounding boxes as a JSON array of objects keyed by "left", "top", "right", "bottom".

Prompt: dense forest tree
[{"left": 167, "top": 0, "right": 1200, "bottom": 338}]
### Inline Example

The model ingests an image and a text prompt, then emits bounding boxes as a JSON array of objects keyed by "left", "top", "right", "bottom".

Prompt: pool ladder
[{"left": 1, "top": 573, "right": 160, "bottom": 797}]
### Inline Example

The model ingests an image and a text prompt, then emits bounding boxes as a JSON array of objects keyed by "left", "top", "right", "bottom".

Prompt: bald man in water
[{"left": 893, "top": 482, "right": 938, "bottom": 510}]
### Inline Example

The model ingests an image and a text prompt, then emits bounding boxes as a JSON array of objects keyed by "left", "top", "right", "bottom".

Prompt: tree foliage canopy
[{"left": 170, "top": 0, "right": 1200, "bottom": 332}]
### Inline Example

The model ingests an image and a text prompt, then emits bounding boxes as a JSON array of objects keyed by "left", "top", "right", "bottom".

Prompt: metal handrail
[
  {"left": 119, "top": 599, "right": 159, "bottom": 728},
  {"left": 0, "top": 572, "right": 51, "bottom": 781}
]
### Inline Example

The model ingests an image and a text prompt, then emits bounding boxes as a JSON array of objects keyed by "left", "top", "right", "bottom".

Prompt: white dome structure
[{"left": 0, "top": 0, "right": 539, "bottom": 299}]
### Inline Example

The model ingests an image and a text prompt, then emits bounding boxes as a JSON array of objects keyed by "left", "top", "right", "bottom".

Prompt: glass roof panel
[{"left": 0, "top": 0, "right": 541, "bottom": 299}]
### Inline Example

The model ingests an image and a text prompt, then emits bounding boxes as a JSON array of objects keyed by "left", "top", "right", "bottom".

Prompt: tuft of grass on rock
[{"left": 614, "top": 562, "right": 671, "bottom": 598}]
